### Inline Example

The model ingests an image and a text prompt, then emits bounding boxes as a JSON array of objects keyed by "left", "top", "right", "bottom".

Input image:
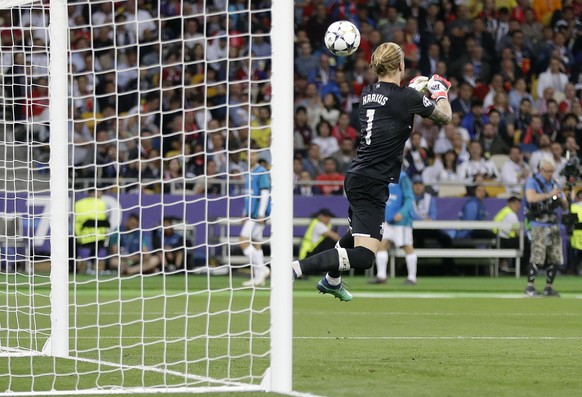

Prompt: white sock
[
  {"left": 243, "top": 245, "right": 255, "bottom": 259},
  {"left": 291, "top": 260, "right": 302, "bottom": 278},
  {"left": 250, "top": 248, "right": 264, "bottom": 278},
  {"left": 406, "top": 253, "right": 417, "bottom": 282},
  {"left": 325, "top": 273, "right": 341, "bottom": 286},
  {"left": 376, "top": 250, "right": 388, "bottom": 280},
  {"left": 254, "top": 249, "right": 266, "bottom": 278}
]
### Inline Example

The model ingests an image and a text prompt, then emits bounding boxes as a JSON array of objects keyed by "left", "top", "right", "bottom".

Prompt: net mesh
[{"left": 0, "top": 0, "right": 274, "bottom": 393}]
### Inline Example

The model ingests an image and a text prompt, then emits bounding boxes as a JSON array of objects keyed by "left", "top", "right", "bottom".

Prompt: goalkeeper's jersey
[{"left": 349, "top": 82, "right": 435, "bottom": 184}]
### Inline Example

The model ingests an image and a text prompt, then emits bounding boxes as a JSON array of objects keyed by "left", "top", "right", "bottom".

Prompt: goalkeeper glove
[
  {"left": 427, "top": 74, "right": 451, "bottom": 102},
  {"left": 408, "top": 75, "right": 429, "bottom": 93}
]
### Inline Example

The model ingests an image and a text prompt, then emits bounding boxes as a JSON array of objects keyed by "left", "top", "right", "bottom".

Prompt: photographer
[{"left": 523, "top": 157, "right": 568, "bottom": 297}]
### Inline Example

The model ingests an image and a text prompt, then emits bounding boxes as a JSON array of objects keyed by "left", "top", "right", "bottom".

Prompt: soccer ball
[{"left": 324, "top": 21, "right": 361, "bottom": 57}]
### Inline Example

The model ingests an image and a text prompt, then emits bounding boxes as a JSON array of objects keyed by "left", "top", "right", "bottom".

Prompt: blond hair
[{"left": 370, "top": 42, "right": 403, "bottom": 77}]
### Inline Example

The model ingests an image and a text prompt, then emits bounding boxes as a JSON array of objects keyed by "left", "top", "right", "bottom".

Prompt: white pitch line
[
  {"left": 292, "top": 336, "right": 582, "bottom": 341},
  {"left": 353, "top": 292, "right": 561, "bottom": 299},
  {"left": 4, "top": 335, "right": 582, "bottom": 341},
  {"left": 295, "top": 311, "right": 582, "bottom": 317}
]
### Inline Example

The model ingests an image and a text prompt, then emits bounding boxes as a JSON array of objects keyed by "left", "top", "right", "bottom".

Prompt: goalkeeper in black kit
[{"left": 291, "top": 42, "right": 452, "bottom": 301}]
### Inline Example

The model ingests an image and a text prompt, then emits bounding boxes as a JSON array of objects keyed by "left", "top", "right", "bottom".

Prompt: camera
[
  {"left": 560, "top": 156, "right": 580, "bottom": 183},
  {"left": 529, "top": 195, "right": 560, "bottom": 215}
]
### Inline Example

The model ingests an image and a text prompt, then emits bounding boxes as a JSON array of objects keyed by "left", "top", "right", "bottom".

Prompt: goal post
[
  {"left": 269, "top": 0, "right": 294, "bottom": 393},
  {"left": 0, "top": 0, "right": 295, "bottom": 395},
  {"left": 47, "top": 0, "right": 69, "bottom": 359}
]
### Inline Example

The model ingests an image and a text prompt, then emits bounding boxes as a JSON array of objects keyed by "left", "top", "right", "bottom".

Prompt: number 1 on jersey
[{"left": 364, "top": 109, "right": 375, "bottom": 145}]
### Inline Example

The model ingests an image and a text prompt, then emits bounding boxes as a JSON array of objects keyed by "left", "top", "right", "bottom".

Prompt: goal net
[{"left": 0, "top": 0, "right": 293, "bottom": 394}]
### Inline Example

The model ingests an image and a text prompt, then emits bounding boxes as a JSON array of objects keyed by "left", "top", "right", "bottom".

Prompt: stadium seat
[{"left": 438, "top": 184, "right": 467, "bottom": 197}]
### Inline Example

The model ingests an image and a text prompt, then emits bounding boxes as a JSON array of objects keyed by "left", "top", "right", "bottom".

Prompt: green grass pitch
[{"left": 1, "top": 275, "right": 581, "bottom": 397}]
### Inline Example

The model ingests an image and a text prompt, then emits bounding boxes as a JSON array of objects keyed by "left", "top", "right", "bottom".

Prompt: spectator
[
  {"left": 308, "top": 53, "right": 335, "bottom": 89},
  {"left": 123, "top": 0, "right": 157, "bottom": 41},
  {"left": 305, "top": 2, "right": 332, "bottom": 50},
  {"left": 550, "top": 141, "right": 567, "bottom": 183},
  {"left": 534, "top": 86, "right": 555, "bottom": 115},
  {"left": 435, "top": 149, "right": 462, "bottom": 189},
  {"left": 487, "top": 91, "right": 515, "bottom": 128},
  {"left": 461, "top": 99, "right": 484, "bottom": 139},
  {"left": 250, "top": 105, "right": 271, "bottom": 149},
  {"left": 294, "top": 41, "right": 319, "bottom": 79},
  {"left": 411, "top": 175, "right": 453, "bottom": 250},
  {"left": 153, "top": 217, "right": 186, "bottom": 272},
  {"left": 500, "top": 146, "right": 531, "bottom": 196},
  {"left": 514, "top": 98, "right": 534, "bottom": 141},
  {"left": 293, "top": 106, "right": 313, "bottom": 155},
  {"left": 452, "top": 132, "right": 470, "bottom": 164},
  {"left": 561, "top": 115, "right": 581, "bottom": 146},
  {"left": 457, "top": 140, "right": 499, "bottom": 181},
  {"left": 110, "top": 213, "right": 160, "bottom": 276},
  {"left": 298, "top": 208, "right": 340, "bottom": 260},
  {"left": 312, "top": 120, "right": 339, "bottom": 158},
  {"left": 377, "top": 5, "right": 405, "bottom": 42},
  {"left": 315, "top": 157, "right": 344, "bottom": 196},
  {"left": 521, "top": 114, "right": 545, "bottom": 150},
  {"left": 296, "top": 83, "right": 323, "bottom": 131},
  {"left": 331, "top": 137, "right": 356, "bottom": 174},
  {"left": 479, "top": 123, "right": 510, "bottom": 157},
  {"left": 488, "top": 109, "right": 514, "bottom": 146},
  {"left": 184, "top": 18, "right": 204, "bottom": 49},
  {"left": 482, "top": 74, "right": 505, "bottom": 110},
  {"left": 542, "top": 99, "right": 562, "bottom": 142},
  {"left": 331, "top": 111, "right": 358, "bottom": 144},
  {"left": 301, "top": 143, "right": 324, "bottom": 179},
  {"left": 193, "top": 159, "right": 223, "bottom": 195},
  {"left": 404, "top": 131, "right": 430, "bottom": 178},
  {"left": 536, "top": 58, "right": 569, "bottom": 99},
  {"left": 529, "top": 133, "right": 552, "bottom": 172},
  {"left": 294, "top": 170, "right": 322, "bottom": 196},
  {"left": 418, "top": 42, "right": 440, "bottom": 77},
  {"left": 559, "top": 83, "right": 580, "bottom": 113},
  {"left": 451, "top": 112, "right": 471, "bottom": 142},
  {"left": 451, "top": 82, "right": 474, "bottom": 118},
  {"left": 433, "top": 124, "right": 456, "bottom": 155},
  {"left": 456, "top": 184, "right": 494, "bottom": 239},
  {"left": 163, "top": 158, "right": 185, "bottom": 194},
  {"left": 503, "top": 29, "right": 534, "bottom": 78},
  {"left": 320, "top": 93, "right": 341, "bottom": 126},
  {"left": 521, "top": 7, "right": 543, "bottom": 45},
  {"left": 293, "top": 157, "right": 304, "bottom": 183},
  {"left": 509, "top": 78, "right": 534, "bottom": 112},
  {"left": 564, "top": 135, "right": 581, "bottom": 162}
]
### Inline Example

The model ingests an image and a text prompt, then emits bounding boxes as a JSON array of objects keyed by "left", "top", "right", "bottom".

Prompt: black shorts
[{"left": 345, "top": 172, "right": 388, "bottom": 241}]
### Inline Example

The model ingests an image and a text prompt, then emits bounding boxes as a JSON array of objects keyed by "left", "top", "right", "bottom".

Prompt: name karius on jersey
[{"left": 362, "top": 93, "right": 388, "bottom": 106}]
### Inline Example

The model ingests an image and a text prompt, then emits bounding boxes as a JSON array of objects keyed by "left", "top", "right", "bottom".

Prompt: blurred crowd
[
  {"left": 292, "top": 0, "right": 582, "bottom": 197},
  {"left": 1, "top": 0, "right": 581, "bottom": 197},
  {"left": 1, "top": 0, "right": 272, "bottom": 193}
]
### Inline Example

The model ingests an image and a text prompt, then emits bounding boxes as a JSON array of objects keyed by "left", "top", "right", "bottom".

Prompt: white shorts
[
  {"left": 382, "top": 223, "right": 413, "bottom": 247},
  {"left": 240, "top": 219, "right": 265, "bottom": 243}
]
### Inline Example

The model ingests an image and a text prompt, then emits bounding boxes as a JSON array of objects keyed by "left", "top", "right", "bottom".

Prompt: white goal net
[{"left": 0, "top": 0, "right": 293, "bottom": 394}]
